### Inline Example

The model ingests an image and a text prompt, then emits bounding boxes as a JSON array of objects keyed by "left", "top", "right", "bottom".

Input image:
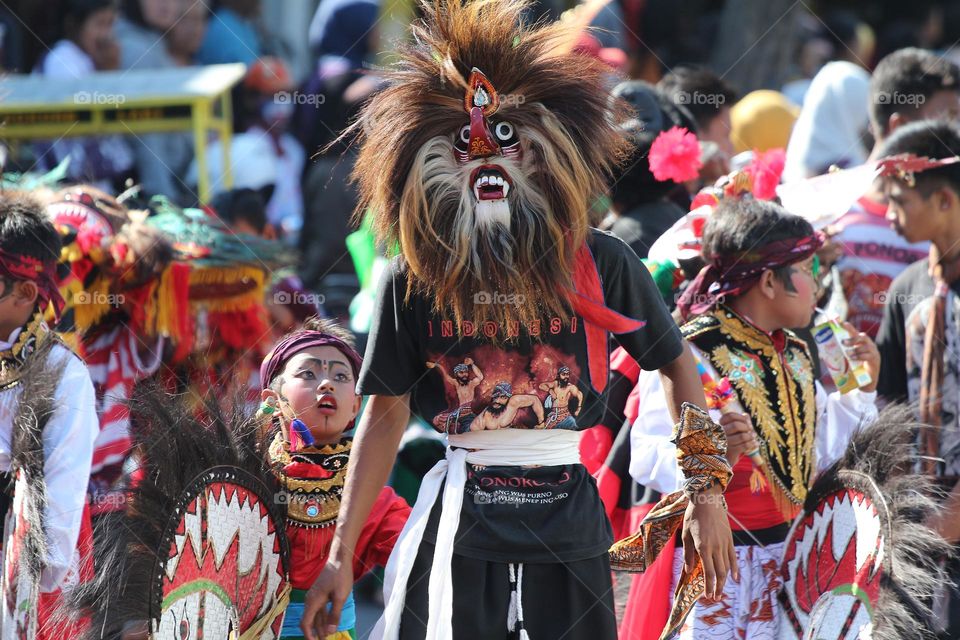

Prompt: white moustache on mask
[{"left": 474, "top": 198, "right": 511, "bottom": 230}]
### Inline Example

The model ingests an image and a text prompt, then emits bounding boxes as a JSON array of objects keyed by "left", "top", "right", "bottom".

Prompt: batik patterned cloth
[
  {"left": 669, "top": 542, "right": 785, "bottom": 640},
  {"left": 609, "top": 403, "right": 731, "bottom": 639},
  {"left": 905, "top": 287, "right": 960, "bottom": 477}
]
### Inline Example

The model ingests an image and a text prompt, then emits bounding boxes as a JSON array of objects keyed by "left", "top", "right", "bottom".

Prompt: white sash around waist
[{"left": 371, "top": 428, "right": 583, "bottom": 640}]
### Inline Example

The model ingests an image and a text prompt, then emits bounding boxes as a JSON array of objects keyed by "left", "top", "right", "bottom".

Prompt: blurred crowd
[{"left": 6, "top": 0, "right": 960, "bottom": 636}]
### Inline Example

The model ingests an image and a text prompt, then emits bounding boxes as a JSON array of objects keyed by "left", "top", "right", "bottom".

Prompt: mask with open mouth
[{"left": 348, "top": 0, "right": 631, "bottom": 333}]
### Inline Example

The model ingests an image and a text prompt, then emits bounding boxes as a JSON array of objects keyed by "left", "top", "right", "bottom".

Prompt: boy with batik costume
[
  {"left": 626, "top": 199, "right": 880, "bottom": 639},
  {"left": 259, "top": 318, "right": 410, "bottom": 639},
  {"left": 0, "top": 194, "right": 98, "bottom": 639},
  {"left": 299, "top": 1, "right": 738, "bottom": 639}
]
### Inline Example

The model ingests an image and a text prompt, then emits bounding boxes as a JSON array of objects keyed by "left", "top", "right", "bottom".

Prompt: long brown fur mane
[{"left": 350, "top": 0, "right": 631, "bottom": 333}]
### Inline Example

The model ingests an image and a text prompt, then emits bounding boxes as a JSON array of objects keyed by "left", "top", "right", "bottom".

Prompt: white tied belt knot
[{"left": 372, "top": 428, "right": 583, "bottom": 640}]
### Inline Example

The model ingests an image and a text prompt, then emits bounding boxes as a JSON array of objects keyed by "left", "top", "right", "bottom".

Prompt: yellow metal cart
[{"left": 0, "top": 63, "right": 246, "bottom": 201}]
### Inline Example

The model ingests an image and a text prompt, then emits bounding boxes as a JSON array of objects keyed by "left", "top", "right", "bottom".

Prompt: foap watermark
[
  {"left": 875, "top": 91, "right": 926, "bottom": 107},
  {"left": 473, "top": 490, "right": 522, "bottom": 507},
  {"left": 675, "top": 91, "right": 727, "bottom": 107},
  {"left": 500, "top": 93, "right": 526, "bottom": 107},
  {"left": 474, "top": 291, "right": 526, "bottom": 306},
  {"left": 675, "top": 291, "right": 711, "bottom": 307},
  {"left": 875, "top": 291, "right": 925, "bottom": 305},
  {"left": 274, "top": 91, "right": 325, "bottom": 108},
  {"left": 75, "top": 291, "right": 125, "bottom": 306},
  {"left": 93, "top": 492, "right": 128, "bottom": 510},
  {"left": 273, "top": 291, "right": 325, "bottom": 306},
  {"left": 74, "top": 91, "right": 126, "bottom": 106}
]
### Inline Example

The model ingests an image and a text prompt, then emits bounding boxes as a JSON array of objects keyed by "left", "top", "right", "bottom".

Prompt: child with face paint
[
  {"left": 627, "top": 198, "right": 881, "bottom": 639},
  {"left": 259, "top": 318, "right": 410, "bottom": 640}
]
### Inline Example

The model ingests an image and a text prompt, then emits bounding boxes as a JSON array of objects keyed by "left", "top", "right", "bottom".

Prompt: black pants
[{"left": 399, "top": 541, "right": 618, "bottom": 640}]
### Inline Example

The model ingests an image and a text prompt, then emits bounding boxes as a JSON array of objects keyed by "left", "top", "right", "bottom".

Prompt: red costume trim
[{"left": 569, "top": 244, "right": 646, "bottom": 392}]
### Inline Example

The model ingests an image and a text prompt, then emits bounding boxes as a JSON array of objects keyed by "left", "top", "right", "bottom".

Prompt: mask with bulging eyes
[
  {"left": 452, "top": 68, "right": 523, "bottom": 206},
  {"left": 454, "top": 119, "right": 521, "bottom": 202}
]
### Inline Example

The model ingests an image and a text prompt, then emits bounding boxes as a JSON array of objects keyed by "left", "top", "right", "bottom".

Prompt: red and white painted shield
[
  {"left": 152, "top": 467, "right": 289, "bottom": 640},
  {"left": 778, "top": 472, "right": 887, "bottom": 640}
]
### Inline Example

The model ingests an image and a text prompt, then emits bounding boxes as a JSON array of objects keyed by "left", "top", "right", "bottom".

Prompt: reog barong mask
[{"left": 350, "top": 0, "right": 631, "bottom": 333}]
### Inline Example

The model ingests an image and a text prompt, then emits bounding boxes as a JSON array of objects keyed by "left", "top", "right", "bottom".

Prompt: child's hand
[
  {"left": 841, "top": 322, "right": 880, "bottom": 393},
  {"left": 426, "top": 361, "right": 437, "bottom": 368},
  {"left": 718, "top": 412, "right": 758, "bottom": 466},
  {"left": 301, "top": 558, "right": 354, "bottom": 640}
]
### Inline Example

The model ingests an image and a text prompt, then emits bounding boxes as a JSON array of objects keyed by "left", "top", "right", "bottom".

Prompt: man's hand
[
  {"left": 300, "top": 558, "right": 354, "bottom": 640},
  {"left": 841, "top": 321, "right": 881, "bottom": 392},
  {"left": 718, "top": 412, "right": 758, "bottom": 466},
  {"left": 682, "top": 485, "right": 737, "bottom": 600}
]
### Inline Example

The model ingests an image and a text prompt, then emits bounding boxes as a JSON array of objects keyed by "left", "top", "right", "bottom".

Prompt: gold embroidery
[
  {"left": 0, "top": 313, "right": 53, "bottom": 390},
  {"left": 685, "top": 308, "right": 816, "bottom": 507},
  {"left": 609, "top": 404, "right": 731, "bottom": 640},
  {"left": 270, "top": 433, "right": 351, "bottom": 528}
]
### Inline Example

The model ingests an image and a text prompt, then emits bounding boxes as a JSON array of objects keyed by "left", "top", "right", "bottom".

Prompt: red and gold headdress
[{"left": 876, "top": 152, "right": 960, "bottom": 187}]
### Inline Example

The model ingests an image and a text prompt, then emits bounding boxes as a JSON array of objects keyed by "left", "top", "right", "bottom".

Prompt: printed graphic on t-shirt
[
  {"left": 833, "top": 198, "right": 929, "bottom": 337},
  {"left": 464, "top": 465, "right": 576, "bottom": 507},
  {"left": 426, "top": 345, "right": 583, "bottom": 434},
  {"left": 841, "top": 269, "right": 892, "bottom": 337}
]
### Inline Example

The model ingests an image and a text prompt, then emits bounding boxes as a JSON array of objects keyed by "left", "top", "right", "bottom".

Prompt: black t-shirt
[
  {"left": 601, "top": 199, "right": 686, "bottom": 260},
  {"left": 357, "top": 229, "right": 684, "bottom": 562},
  {"left": 874, "top": 258, "right": 960, "bottom": 402}
]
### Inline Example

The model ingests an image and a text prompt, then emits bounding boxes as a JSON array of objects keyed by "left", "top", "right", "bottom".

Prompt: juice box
[{"left": 812, "top": 319, "right": 872, "bottom": 393}]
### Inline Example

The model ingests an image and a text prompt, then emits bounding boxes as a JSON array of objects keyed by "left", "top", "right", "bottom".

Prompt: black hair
[
  {"left": 211, "top": 188, "right": 268, "bottom": 234},
  {"left": 64, "top": 0, "right": 116, "bottom": 39},
  {"left": 0, "top": 193, "right": 63, "bottom": 266},
  {"left": 877, "top": 119, "right": 960, "bottom": 198},
  {"left": 0, "top": 193, "right": 62, "bottom": 302},
  {"left": 121, "top": 0, "right": 151, "bottom": 27},
  {"left": 701, "top": 198, "right": 814, "bottom": 288},
  {"left": 820, "top": 9, "right": 860, "bottom": 56},
  {"left": 869, "top": 48, "right": 960, "bottom": 137},
  {"left": 609, "top": 80, "right": 698, "bottom": 208},
  {"left": 657, "top": 65, "right": 737, "bottom": 132}
]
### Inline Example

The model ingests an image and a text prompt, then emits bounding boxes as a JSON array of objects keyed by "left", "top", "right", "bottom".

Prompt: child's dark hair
[
  {"left": 702, "top": 198, "right": 814, "bottom": 287},
  {"left": 877, "top": 119, "right": 960, "bottom": 198},
  {"left": 268, "top": 316, "right": 357, "bottom": 390},
  {"left": 869, "top": 48, "right": 960, "bottom": 138},
  {"left": 0, "top": 192, "right": 63, "bottom": 266}
]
